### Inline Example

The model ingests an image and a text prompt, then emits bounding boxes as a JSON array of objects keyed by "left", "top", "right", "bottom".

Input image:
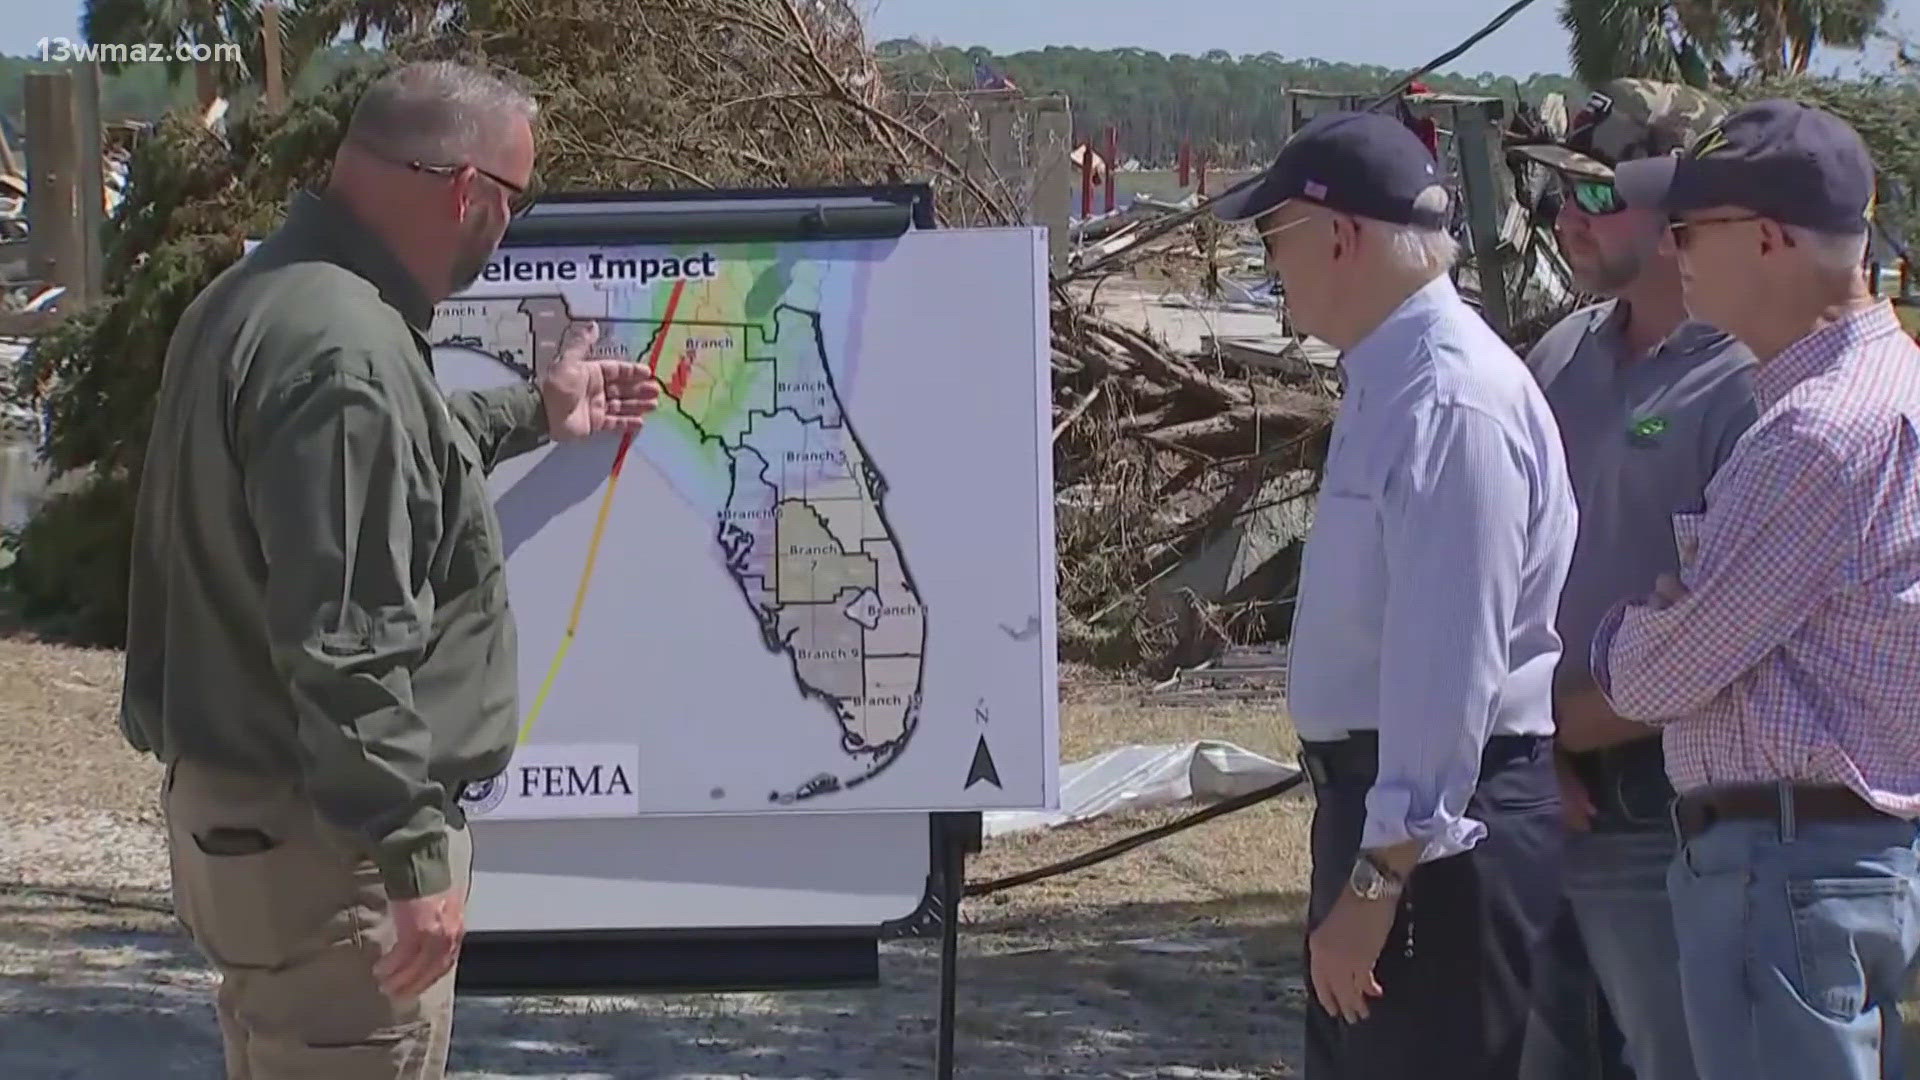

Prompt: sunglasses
[
  {"left": 1558, "top": 173, "right": 1624, "bottom": 217},
  {"left": 405, "top": 159, "right": 542, "bottom": 217}
]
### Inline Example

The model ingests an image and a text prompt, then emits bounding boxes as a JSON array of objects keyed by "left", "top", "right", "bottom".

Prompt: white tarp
[{"left": 983, "top": 740, "right": 1300, "bottom": 838}]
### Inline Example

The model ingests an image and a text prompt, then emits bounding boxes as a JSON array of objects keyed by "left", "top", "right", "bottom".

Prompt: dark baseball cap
[
  {"left": 1209, "top": 110, "right": 1450, "bottom": 228},
  {"left": 1613, "top": 98, "right": 1877, "bottom": 233}
]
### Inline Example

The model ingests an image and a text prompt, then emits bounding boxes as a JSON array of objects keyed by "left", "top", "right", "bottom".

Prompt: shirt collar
[
  {"left": 1589, "top": 298, "right": 1732, "bottom": 362},
  {"left": 1339, "top": 274, "right": 1459, "bottom": 390},
  {"left": 1667, "top": 319, "right": 1735, "bottom": 356},
  {"left": 275, "top": 187, "right": 437, "bottom": 333},
  {"left": 1753, "top": 299, "right": 1903, "bottom": 412}
]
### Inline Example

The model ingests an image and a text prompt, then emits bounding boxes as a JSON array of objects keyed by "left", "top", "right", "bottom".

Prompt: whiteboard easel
[{"left": 436, "top": 187, "right": 1039, "bottom": 1080}]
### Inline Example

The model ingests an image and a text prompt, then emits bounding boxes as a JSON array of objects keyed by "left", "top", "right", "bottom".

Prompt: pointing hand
[{"left": 539, "top": 320, "right": 663, "bottom": 442}]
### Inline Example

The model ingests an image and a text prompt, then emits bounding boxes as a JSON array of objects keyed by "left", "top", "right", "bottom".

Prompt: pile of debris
[
  {"left": 1051, "top": 301, "right": 1328, "bottom": 456},
  {"left": 1049, "top": 234, "right": 1335, "bottom": 669},
  {"left": 0, "top": 128, "right": 25, "bottom": 297},
  {"left": 0, "top": 118, "right": 137, "bottom": 312}
]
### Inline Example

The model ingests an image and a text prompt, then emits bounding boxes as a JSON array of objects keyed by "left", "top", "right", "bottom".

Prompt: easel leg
[
  {"left": 934, "top": 812, "right": 981, "bottom": 1080},
  {"left": 935, "top": 835, "right": 961, "bottom": 1078}
]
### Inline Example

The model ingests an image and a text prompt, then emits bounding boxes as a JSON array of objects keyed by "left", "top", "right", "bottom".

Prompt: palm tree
[
  {"left": 1724, "top": 0, "right": 1888, "bottom": 75},
  {"left": 82, "top": 0, "right": 255, "bottom": 109},
  {"left": 82, "top": 0, "right": 452, "bottom": 112},
  {"left": 1560, "top": 0, "right": 1888, "bottom": 87}
]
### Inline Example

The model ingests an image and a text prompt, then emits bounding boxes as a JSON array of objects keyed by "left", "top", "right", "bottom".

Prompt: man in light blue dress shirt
[{"left": 1212, "top": 110, "right": 1579, "bottom": 1078}]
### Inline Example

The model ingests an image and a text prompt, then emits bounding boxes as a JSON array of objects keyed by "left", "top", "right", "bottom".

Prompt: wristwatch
[{"left": 1347, "top": 851, "right": 1406, "bottom": 902}]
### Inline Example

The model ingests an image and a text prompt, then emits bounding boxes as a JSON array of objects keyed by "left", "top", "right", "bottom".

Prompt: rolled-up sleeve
[
  {"left": 239, "top": 362, "right": 451, "bottom": 900},
  {"left": 1364, "top": 402, "right": 1530, "bottom": 862}
]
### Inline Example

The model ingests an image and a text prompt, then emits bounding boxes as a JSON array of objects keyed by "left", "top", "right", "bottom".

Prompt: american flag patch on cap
[{"left": 1304, "top": 180, "right": 1327, "bottom": 199}]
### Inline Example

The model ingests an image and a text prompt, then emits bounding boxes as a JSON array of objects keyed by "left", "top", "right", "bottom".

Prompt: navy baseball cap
[
  {"left": 1614, "top": 98, "right": 1877, "bottom": 233},
  {"left": 1209, "top": 110, "right": 1450, "bottom": 228}
]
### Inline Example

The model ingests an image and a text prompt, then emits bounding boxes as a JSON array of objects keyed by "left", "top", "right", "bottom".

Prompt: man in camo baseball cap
[
  {"left": 1514, "top": 78, "right": 1727, "bottom": 181},
  {"left": 1509, "top": 73, "right": 1754, "bottom": 1080},
  {"left": 1517, "top": 79, "right": 1729, "bottom": 293}
]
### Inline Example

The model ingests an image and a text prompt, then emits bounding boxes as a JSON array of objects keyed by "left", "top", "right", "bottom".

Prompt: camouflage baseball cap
[{"left": 1514, "top": 79, "right": 1727, "bottom": 181}]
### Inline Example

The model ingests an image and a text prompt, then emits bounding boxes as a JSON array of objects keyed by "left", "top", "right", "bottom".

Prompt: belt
[
  {"left": 1568, "top": 740, "right": 1675, "bottom": 832},
  {"left": 1671, "top": 782, "right": 1894, "bottom": 840},
  {"left": 1299, "top": 730, "right": 1549, "bottom": 789}
]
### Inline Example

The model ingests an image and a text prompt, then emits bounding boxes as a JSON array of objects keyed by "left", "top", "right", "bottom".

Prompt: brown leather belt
[{"left": 1672, "top": 783, "right": 1892, "bottom": 839}]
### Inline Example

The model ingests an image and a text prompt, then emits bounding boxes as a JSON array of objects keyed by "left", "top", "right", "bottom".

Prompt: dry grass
[
  {"left": 0, "top": 631, "right": 1319, "bottom": 965},
  {"left": 0, "top": 636, "right": 1316, "bottom": 1075},
  {"left": 0, "top": 633, "right": 1314, "bottom": 915},
  {"left": 968, "top": 661, "right": 1310, "bottom": 966},
  {"left": 0, "top": 625, "right": 157, "bottom": 825}
]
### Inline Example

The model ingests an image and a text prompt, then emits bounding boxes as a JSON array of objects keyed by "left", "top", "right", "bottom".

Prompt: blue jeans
[
  {"left": 1669, "top": 813, "right": 1920, "bottom": 1080},
  {"left": 1519, "top": 894, "right": 1632, "bottom": 1080},
  {"left": 1523, "top": 829, "right": 1696, "bottom": 1080}
]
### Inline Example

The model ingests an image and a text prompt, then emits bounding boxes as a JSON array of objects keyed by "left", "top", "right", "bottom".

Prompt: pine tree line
[{"left": 875, "top": 42, "right": 1586, "bottom": 167}]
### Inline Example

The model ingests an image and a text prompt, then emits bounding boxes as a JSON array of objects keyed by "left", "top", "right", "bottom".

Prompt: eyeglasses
[
  {"left": 404, "top": 159, "right": 542, "bottom": 217},
  {"left": 349, "top": 138, "right": 542, "bottom": 217},
  {"left": 1253, "top": 211, "right": 1334, "bottom": 326},
  {"left": 1559, "top": 173, "right": 1624, "bottom": 217},
  {"left": 1257, "top": 213, "right": 1319, "bottom": 246},
  {"left": 1251, "top": 212, "right": 1320, "bottom": 271},
  {"left": 1668, "top": 213, "right": 1763, "bottom": 249}
]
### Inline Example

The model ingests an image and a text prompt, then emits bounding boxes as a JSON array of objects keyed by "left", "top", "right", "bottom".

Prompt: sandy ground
[{"left": 0, "top": 632, "right": 1316, "bottom": 1078}]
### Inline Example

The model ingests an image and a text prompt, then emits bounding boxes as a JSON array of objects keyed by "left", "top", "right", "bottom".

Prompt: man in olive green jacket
[{"left": 120, "top": 61, "right": 659, "bottom": 1078}]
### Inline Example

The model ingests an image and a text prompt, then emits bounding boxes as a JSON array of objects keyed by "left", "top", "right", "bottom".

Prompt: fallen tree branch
[{"left": 1052, "top": 386, "right": 1104, "bottom": 443}]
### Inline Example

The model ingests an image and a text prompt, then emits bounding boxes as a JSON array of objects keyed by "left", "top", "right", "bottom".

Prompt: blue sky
[
  {"left": 854, "top": 0, "right": 1920, "bottom": 77},
  {"left": 2, "top": 0, "right": 1917, "bottom": 78}
]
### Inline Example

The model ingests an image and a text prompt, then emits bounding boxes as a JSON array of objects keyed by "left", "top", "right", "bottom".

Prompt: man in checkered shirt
[{"left": 1585, "top": 99, "right": 1920, "bottom": 1079}]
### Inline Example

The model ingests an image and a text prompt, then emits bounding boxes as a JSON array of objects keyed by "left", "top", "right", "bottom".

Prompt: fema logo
[{"left": 458, "top": 774, "right": 508, "bottom": 817}]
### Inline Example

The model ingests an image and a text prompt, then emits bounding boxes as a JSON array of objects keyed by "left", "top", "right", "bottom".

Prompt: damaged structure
[{"left": 1048, "top": 86, "right": 1584, "bottom": 675}]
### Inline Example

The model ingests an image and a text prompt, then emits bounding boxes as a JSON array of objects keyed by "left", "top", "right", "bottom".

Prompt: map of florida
[{"left": 433, "top": 294, "right": 928, "bottom": 802}]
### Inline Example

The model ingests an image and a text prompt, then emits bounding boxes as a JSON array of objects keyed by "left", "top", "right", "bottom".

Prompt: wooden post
[
  {"left": 262, "top": 3, "right": 286, "bottom": 111},
  {"left": 1079, "top": 141, "right": 1093, "bottom": 218},
  {"left": 1033, "top": 94, "right": 1072, "bottom": 270},
  {"left": 1103, "top": 126, "right": 1117, "bottom": 213},
  {"left": 1452, "top": 100, "right": 1515, "bottom": 337},
  {"left": 1178, "top": 140, "right": 1191, "bottom": 187},
  {"left": 23, "top": 71, "right": 86, "bottom": 307}
]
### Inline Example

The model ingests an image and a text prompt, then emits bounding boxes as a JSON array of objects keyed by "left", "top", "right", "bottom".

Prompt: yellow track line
[{"left": 517, "top": 280, "right": 689, "bottom": 744}]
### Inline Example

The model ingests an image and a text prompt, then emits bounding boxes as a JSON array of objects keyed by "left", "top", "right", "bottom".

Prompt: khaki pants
[{"left": 162, "top": 758, "right": 473, "bottom": 1079}]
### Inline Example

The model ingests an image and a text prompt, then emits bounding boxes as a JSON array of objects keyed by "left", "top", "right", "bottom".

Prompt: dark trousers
[
  {"left": 1523, "top": 897, "right": 1635, "bottom": 1080},
  {"left": 1302, "top": 733, "right": 1565, "bottom": 1080}
]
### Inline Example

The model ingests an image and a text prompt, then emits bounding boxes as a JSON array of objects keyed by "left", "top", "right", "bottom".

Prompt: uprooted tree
[{"left": 5, "top": 0, "right": 1337, "bottom": 665}]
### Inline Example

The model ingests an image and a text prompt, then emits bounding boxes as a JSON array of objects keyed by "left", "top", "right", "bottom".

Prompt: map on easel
[{"left": 429, "top": 225, "right": 1060, "bottom": 819}]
